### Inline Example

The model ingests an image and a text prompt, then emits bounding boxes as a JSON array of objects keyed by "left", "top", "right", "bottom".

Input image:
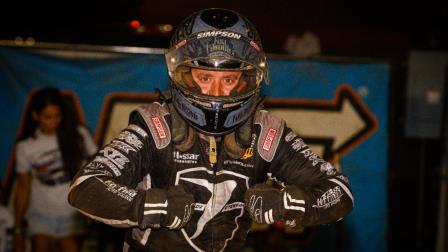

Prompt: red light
[{"left": 129, "top": 20, "right": 141, "bottom": 29}]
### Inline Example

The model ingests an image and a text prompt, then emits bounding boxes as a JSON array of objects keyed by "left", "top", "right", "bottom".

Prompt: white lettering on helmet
[{"left": 197, "top": 30, "right": 242, "bottom": 39}]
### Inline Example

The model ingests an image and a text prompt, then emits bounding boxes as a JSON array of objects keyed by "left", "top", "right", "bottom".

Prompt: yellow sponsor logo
[{"left": 241, "top": 147, "right": 254, "bottom": 159}]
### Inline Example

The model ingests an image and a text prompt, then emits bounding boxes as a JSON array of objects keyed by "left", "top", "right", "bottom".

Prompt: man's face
[{"left": 191, "top": 68, "right": 243, "bottom": 96}]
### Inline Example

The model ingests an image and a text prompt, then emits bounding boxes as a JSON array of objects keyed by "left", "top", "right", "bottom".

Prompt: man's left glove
[
  {"left": 141, "top": 185, "right": 195, "bottom": 230},
  {"left": 244, "top": 183, "right": 306, "bottom": 227}
]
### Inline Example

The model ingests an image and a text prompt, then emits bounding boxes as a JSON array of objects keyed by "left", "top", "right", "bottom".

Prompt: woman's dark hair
[{"left": 17, "top": 87, "right": 88, "bottom": 178}]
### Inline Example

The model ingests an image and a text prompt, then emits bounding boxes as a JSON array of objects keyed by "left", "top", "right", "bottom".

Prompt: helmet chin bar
[{"left": 171, "top": 87, "right": 259, "bottom": 136}]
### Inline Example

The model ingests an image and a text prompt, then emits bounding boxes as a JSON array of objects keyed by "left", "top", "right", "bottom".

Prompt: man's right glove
[
  {"left": 244, "top": 183, "right": 306, "bottom": 227},
  {"left": 141, "top": 185, "right": 195, "bottom": 230}
]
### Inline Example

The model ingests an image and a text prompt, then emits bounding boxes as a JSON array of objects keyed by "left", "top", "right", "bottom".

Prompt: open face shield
[{"left": 165, "top": 31, "right": 269, "bottom": 102}]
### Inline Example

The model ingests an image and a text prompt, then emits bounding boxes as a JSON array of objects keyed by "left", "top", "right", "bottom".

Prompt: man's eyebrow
[{"left": 223, "top": 73, "right": 240, "bottom": 77}]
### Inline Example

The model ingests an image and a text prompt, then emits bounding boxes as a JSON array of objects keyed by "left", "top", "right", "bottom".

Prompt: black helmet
[{"left": 165, "top": 8, "right": 269, "bottom": 136}]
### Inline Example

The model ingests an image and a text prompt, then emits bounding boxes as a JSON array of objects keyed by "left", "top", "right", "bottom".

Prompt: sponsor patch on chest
[
  {"left": 262, "top": 128, "right": 277, "bottom": 151},
  {"left": 151, "top": 117, "right": 167, "bottom": 139},
  {"left": 173, "top": 151, "right": 200, "bottom": 164}
]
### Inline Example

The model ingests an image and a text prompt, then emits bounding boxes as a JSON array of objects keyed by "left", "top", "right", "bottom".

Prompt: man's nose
[{"left": 209, "top": 81, "right": 222, "bottom": 96}]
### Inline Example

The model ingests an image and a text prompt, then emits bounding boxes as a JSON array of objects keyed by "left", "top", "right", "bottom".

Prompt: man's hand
[
  {"left": 244, "top": 183, "right": 306, "bottom": 227},
  {"left": 163, "top": 186, "right": 195, "bottom": 229},
  {"left": 141, "top": 185, "right": 195, "bottom": 230}
]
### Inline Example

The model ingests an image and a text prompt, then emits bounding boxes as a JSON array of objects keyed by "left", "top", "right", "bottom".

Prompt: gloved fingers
[
  {"left": 165, "top": 202, "right": 195, "bottom": 230},
  {"left": 166, "top": 216, "right": 182, "bottom": 229},
  {"left": 248, "top": 193, "right": 275, "bottom": 224},
  {"left": 244, "top": 183, "right": 283, "bottom": 224},
  {"left": 181, "top": 202, "right": 194, "bottom": 226},
  {"left": 162, "top": 186, "right": 195, "bottom": 229},
  {"left": 142, "top": 187, "right": 195, "bottom": 230},
  {"left": 244, "top": 184, "right": 307, "bottom": 226},
  {"left": 247, "top": 194, "right": 264, "bottom": 223}
]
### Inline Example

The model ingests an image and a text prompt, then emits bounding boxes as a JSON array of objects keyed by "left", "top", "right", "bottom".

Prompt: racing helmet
[{"left": 165, "top": 8, "right": 269, "bottom": 136}]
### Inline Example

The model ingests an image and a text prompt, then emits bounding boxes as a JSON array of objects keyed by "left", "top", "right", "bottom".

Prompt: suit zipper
[
  {"left": 211, "top": 173, "right": 216, "bottom": 252},
  {"left": 198, "top": 135, "right": 219, "bottom": 251}
]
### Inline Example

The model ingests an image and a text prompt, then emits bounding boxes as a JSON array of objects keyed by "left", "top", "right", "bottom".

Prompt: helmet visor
[{"left": 166, "top": 31, "right": 269, "bottom": 100}]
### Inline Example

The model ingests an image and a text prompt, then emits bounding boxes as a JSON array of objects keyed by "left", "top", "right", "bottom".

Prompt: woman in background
[{"left": 13, "top": 87, "right": 97, "bottom": 252}]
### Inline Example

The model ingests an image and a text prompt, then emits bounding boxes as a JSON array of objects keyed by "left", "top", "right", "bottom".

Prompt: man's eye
[
  {"left": 222, "top": 78, "right": 236, "bottom": 85},
  {"left": 199, "top": 76, "right": 211, "bottom": 83}
]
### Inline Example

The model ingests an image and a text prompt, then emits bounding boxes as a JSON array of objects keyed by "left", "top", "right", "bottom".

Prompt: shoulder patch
[
  {"left": 254, "top": 110, "right": 285, "bottom": 162},
  {"left": 137, "top": 102, "right": 171, "bottom": 149}
]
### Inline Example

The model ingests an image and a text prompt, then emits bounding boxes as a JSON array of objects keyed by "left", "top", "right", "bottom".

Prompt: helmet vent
[{"left": 200, "top": 9, "right": 239, "bottom": 29}]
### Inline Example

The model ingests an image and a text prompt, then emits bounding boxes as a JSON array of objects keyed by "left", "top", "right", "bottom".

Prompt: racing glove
[
  {"left": 141, "top": 185, "right": 195, "bottom": 230},
  {"left": 244, "top": 183, "right": 306, "bottom": 227}
]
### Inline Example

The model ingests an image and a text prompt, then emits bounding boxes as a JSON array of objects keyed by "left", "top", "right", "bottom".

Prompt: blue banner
[{"left": 0, "top": 46, "right": 389, "bottom": 252}]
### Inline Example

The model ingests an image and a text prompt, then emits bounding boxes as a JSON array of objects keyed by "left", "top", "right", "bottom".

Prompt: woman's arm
[{"left": 14, "top": 172, "right": 31, "bottom": 228}]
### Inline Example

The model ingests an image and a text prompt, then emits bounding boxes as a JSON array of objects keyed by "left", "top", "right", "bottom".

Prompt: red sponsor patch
[
  {"left": 151, "top": 117, "right": 167, "bottom": 139},
  {"left": 262, "top": 128, "right": 277, "bottom": 151}
]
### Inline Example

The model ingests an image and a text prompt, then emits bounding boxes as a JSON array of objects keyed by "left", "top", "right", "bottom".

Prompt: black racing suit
[{"left": 68, "top": 101, "right": 354, "bottom": 252}]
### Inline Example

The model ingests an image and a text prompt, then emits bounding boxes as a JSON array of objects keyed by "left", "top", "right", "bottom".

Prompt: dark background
[
  {"left": 1, "top": 1, "right": 448, "bottom": 251},
  {"left": 1, "top": 0, "right": 447, "bottom": 55}
]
